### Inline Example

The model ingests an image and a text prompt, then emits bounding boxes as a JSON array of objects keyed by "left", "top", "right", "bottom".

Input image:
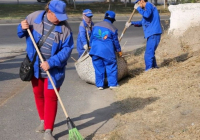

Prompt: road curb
[
  {"left": 0, "top": 14, "right": 143, "bottom": 24},
  {"left": 0, "top": 14, "right": 170, "bottom": 24},
  {"left": 0, "top": 19, "right": 22, "bottom": 24}
]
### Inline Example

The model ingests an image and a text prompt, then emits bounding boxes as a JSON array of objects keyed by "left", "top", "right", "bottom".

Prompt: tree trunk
[
  {"left": 107, "top": 0, "right": 111, "bottom": 10},
  {"left": 73, "top": 0, "right": 76, "bottom": 9},
  {"left": 68, "top": 0, "right": 73, "bottom": 4},
  {"left": 164, "top": 0, "right": 167, "bottom": 8},
  {"left": 154, "top": 0, "right": 158, "bottom": 5},
  {"left": 125, "top": 0, "right": 127, "bottom": 7}
]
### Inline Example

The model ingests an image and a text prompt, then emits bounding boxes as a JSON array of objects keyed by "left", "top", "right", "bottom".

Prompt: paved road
[
  {"left": 0, "top": 20, "right": 131, "bottom": 140},
  {"left": 0, "top": 51, "right": 121, "bottom": 140},
  {"left": 0, "top": 15, "right": 170, "bottom": 61},
  {"left": 0, "top": 20, "right": 145, "bottom": 59},
  {"left": 0, "top": 16, "right": 170, "bottom": 140}
]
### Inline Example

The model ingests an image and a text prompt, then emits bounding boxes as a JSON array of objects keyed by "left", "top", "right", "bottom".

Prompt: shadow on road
[
  {"left": 0, "top": 57, "right": 23, "bottom": 81},
  {"left": 54, "top": 96, "right": 159, "bottom": 139}
]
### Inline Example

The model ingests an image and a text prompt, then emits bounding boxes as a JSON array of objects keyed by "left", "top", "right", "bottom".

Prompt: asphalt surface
[
  {"left": 0, "top": 51, "right": 120, "bottom": 140},
  {"left": 0, "top": 16, "right": 130, "bottom": 140},
  {"left": 0, "top": 14, "right": 170, "bottom": 61},
  {"left": 0, "top": 15, "right": 170, "bottom": 140}
]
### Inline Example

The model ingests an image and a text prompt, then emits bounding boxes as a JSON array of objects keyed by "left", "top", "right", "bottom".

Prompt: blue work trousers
[
  {"left": 91, "top": 55, "right": 118, "bottom": 87},
  {"left": 145, "top": 34, "right": 161, "bottom": 71}
]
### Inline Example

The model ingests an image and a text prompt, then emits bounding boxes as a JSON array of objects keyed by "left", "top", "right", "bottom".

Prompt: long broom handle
[
  {"left": 119, "top": 9, "right": 136, "bottom": 42},
  {"left": 86, "top": 28, "right": 90, "bottom": 44},
  {"left": 27, "top": 29, "right": 69, "bottom": 119}
]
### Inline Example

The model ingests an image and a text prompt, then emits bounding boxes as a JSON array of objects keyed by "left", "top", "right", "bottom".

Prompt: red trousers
[{"left": 31, "top": 77, "right": 60, "bottom": 130}]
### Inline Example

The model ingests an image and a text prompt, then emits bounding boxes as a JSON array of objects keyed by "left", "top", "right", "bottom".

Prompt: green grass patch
[
  {"left": 68, "top": 2, "right": 136, "bottom": 15},
  {"left": 0, "top": 2, "right": 169, "bottom": 19},
  {"left": 0, "top": 4, "right": 45, "bottom": 19}
]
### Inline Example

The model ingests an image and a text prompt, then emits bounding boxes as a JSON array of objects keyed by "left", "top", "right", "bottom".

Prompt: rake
[
  {"left": 119, "top": 9, "right": 136, "bottom": 42},
  {"left": 27, "top": 29, "right": 84, "bottom": 140}
]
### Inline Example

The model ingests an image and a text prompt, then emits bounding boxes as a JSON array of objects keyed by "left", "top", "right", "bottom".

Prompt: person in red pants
[
  {"left": 17, "top": 0, "right": 74, "bottom": 140},
  {"left": 31, "top": 77, "right": 60, "bottom": 132}
]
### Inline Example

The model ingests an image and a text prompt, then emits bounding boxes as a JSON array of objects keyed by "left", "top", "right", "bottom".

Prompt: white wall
[{"left": 168, "top": 3, "right": 200, "bottom": 37}]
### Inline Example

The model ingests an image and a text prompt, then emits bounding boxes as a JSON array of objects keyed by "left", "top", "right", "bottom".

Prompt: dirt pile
[
  {"left": 92, "top": 25, "right": 200, "bottom": 140},
  {"left": 157, "top": 25, "right": 200, "bottom": 66}
]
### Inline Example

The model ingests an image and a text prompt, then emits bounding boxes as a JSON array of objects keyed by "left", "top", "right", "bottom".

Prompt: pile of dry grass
[{"left": 93, "top": 26, "right": 200, "bottom": 140}]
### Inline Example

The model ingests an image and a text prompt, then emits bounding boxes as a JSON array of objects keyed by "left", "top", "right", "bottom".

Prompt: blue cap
[
  {"left": 49, "top": 0, "right": 68, "bottom": 21},
  {"left": 134, "top": 0, "right": 140, "bottom": 3},
  {"left": 105, "top": 11, "right": 116, "bottom": 21},
  {"left": 83, "top": 9, "right": 93, "bottom": 17}
]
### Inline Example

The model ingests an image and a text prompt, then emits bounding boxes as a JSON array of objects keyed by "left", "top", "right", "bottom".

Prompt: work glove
[
  {"left": 134, "top": 3, "right": 140, "bottom": 9},
  {"left": 118, "top": 51, "right": 122, "bottom": 57},
  {"left": 83, "top": 44, "right": 89, "bottom": 50},
  {"left": 125, "top": 22, "right": 131, "bottom": 28}
]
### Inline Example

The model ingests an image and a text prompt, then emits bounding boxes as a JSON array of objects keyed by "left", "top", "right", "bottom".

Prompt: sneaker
[
  {"left": 145, "top": 68, "right": 153, "bottom": 72},
  {"left": 109, "top": 85, "right": 120, "bottom": 89},
  {"left": 43, "top": 129, "right": 55, "bottom": 140},
  {"left": 98, "top": 87, "right": 104, "bottom": 90},
  {"left": 35, "top": 120, "right": 44, "bottom": 133}
]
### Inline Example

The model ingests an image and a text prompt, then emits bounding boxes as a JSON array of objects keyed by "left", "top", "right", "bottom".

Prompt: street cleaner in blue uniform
[
  {"left": 89, "top": 11, "right": 122, "bottom": 90},
  {"left": 77, "top": 9, "right": 94, "bottom": 58},
  {"left": 17, "top": 0, "right": 74, "bottom": 139},
  {"left": 125, "top": 0, "right": 162, "bottom": 71}
]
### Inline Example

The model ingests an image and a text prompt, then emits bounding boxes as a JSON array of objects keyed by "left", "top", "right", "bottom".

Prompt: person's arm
[
  {"left": 137, "top": 3, "right": 153, "bottom": 18},
  {"left": 17, "top": 19, "right": 29, "bottom": 38},
  {"left": 131, "top": 20, "right": 142, "bottom": 27},
  {"left": 79, "top": 26, "right": 88, "bottom": 46},
  {"left": 47, "top": 32, "right": 74, "bottom": 68},
  {"left": 89, "top": 31, "right": 94, "bottom": 48},
  {"left": 126, "top": 19, "right": 142, "bottom": 28},
  {"left": 113, "top": 30, "right": 121, "bottom": 52}
]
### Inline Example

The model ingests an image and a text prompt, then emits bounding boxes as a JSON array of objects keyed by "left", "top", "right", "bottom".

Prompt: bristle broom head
[{"left": 69, "top": 128, "right": 84, "bottom": 140}]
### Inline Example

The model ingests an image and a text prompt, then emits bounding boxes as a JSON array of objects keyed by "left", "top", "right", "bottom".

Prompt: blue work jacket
[
  {"left": 131, "top": 2, "right": 162, "bottom": 39},
  {"left": 17, "top": 10, "right": 74, "bottom": 89},
  {"left": 77, "top": 20, "right": 94, "bottom": 57},
  {"left": 89, "top": 19, "right": 121, "bottom": 61}
]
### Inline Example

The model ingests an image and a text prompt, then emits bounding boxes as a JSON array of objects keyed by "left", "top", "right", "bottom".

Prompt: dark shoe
[
  {"left": 153, "top": 66, "right": 159, "bottom": 69},
  {"left": 43, "top": 129, "right": 55, "bottom": 140},
  {"left": 35, "top": 120, "right": 44, "bottom": 133}
]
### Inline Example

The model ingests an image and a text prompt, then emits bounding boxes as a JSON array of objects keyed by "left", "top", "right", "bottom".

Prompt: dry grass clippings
[{"left": 93, "top": 25, "right": 200, "bottom": 140}]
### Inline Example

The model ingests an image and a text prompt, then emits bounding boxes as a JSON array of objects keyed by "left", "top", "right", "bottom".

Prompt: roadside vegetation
[
  {"left": 2, "top": 1, "right": 200, "bottom": 140},
  {"left": 0, "top": 2, "right": 169, "bottom": 19},
  {"left": 91, "top": 24, "right": 200, "bottom": 139}
]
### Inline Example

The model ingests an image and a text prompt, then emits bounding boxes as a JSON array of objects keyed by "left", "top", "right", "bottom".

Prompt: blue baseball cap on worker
[
  {"left": 49, "top": 0, "right": 68, "bottom": 21},
  {"left": 105, "top": 11, "right": 116, "bottom": 21},
  {"left": 83, "top": 9, "right": 93, "bottom": 17},
  {"left": 134, "top": 0, "right": 140, "bottom": 3}
]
